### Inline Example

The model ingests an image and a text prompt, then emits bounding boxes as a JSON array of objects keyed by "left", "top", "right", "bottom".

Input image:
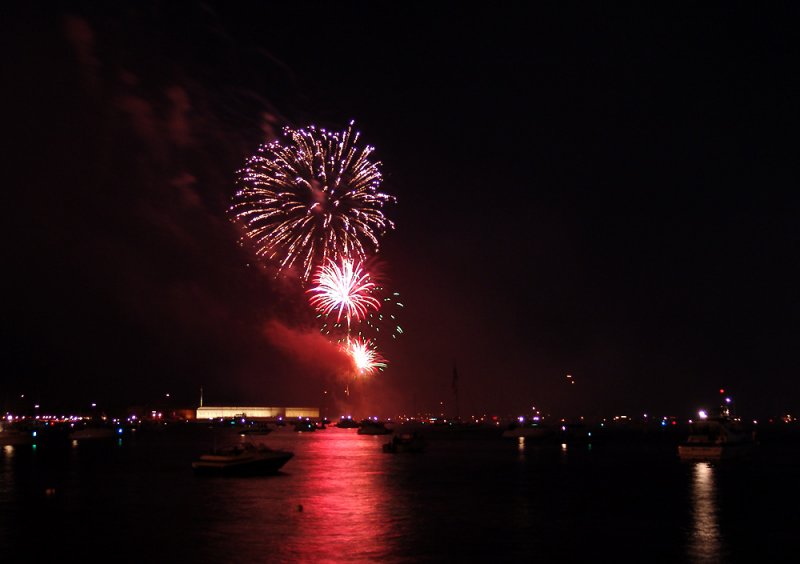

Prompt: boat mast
[{"left": 452, "top": 362, "right": 460, "bottom": 422}]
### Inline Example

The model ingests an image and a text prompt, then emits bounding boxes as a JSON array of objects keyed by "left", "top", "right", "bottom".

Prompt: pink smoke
[{"left": 264, "top": 319, "right": 354, "bottom": 376}]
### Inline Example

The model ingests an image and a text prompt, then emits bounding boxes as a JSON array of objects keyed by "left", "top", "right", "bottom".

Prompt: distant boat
[
  {"left": 502, "top": 419, "right": 553, "bottom": 439},
  {"left": 382, "top": 432, "right": 426, "bottom": 453},
  {"left": 0, "top": 424, "right": 34, "bottom": 445},
  {"left": 240, "top": 423, "right": 273, "bottom": 436},
  {"left": 335, "top": 416, "right": 360, "bottom": 429},
  {"left": 678, "top": 416, "right": 756, "bottom": 461},
  {"left": 69, "top": 425, "right": 116, "bottom": 441},
  {"left": 294, "top": 419, "right": 316, "bottom": 432},
  {"left": 558, "top": 422, "right": 591, "bottom": 443},
  {"left": 357, "top": 419, "right": 392, "bottom": 435},
  {"left": 192, "top": 442, "right": 293, "bottom": 476}
]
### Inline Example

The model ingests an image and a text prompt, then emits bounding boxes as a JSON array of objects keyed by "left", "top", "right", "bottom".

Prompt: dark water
[{"left": 2, "top": 426, "right": 799, "bottom": 563}]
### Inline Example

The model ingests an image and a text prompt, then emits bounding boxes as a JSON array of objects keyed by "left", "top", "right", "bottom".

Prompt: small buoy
[{"left": 297, "top": 504, "right": 303, "bottom": 512}]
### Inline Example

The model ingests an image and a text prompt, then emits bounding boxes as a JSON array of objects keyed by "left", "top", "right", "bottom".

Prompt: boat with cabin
[
  {"left": 678, "top": 399, "right": 756, "bottom": 461},
  {"left": 502, "top": 417, "right": 553, "bottom": 439},
  {"left": 240, "top": 422, "right": 273, "bottom": 436},
  {"left": 382, "top": 432, "right": 426, "bottom": 453},
  {"left": 335, "top": 416, "right": 360, "bottom": 429},
  {"left": 357, "top": 418, "right": 392, "bottom": 435},
  {"left": 192, "top": 442, "right": 294, "bottom": 476},
  {"left": 294, "top": 418, "right": 316, "bottom": 432}
]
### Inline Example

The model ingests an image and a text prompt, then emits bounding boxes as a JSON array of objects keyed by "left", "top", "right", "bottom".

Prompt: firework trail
[
  {"left": 231, "top": 121, "right": 395, "bottom": 281},
  {"left": 345, "top": 336, "right": 387, "bottom": 375},
  {"left": 308, "top": 258, "right": 381, "bottom": 327}
]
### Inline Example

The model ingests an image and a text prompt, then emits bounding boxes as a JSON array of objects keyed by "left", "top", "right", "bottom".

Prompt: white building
[{"left": 196, "top": 406, "right": 319, "bottom": 420}]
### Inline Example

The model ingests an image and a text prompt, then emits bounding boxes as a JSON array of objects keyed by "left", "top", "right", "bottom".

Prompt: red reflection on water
[
  {"left": 281, "top": 431, "right": 396, "bottom": 561},
  {"left": 202, "top": 429, "right": 406, "bottom": 562}
]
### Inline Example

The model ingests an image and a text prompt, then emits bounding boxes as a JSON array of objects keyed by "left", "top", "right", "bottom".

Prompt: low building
[{"left": 196, "top": 406, "right": 319, "bottom": 420}]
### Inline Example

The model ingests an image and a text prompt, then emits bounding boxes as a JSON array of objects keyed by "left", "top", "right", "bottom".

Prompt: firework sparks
[
  {"left": 345, "top": 337, "right": 387, "bottom": 375},
  {"left": 363, "top": 288, "right": 404, "bottom": 341},
  {"left": 320, "top": 286, "right": 403, "bottom": 343},
  {"left": 308, "top": 258, "right": 381, "bottom": 326},
  {"left": 231, "top": 121, "right": 395, "bottom": 281}
]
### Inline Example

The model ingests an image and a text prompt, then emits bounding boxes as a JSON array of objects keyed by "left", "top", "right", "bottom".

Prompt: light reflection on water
[
  {"left": 1, "top": 426, "right": 795, "bottom": 561},
  {"left": 196, "top": 429, "right": 408, "bottom": 563},
  {"left": 275, "top": 431, "right": 403, "bottom": 562},
  {"left": 689, "top": 462, "right": 723, "bottom": 563}
]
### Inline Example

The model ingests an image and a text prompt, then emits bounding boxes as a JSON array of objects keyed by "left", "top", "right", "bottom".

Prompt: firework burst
[
  {"left": 231, "top": 121, "right": 395, "bottom": 281},
  {"left": 308, "top": 258, "right": 381, "bottom": 327},
  {"left": 345, "top": 336, "right": 387, "bottom": 375}
]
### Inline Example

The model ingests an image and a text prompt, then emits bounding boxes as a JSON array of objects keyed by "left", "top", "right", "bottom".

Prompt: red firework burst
[{"left": 308, "top": 258, "right": 381, "bottom": 327}]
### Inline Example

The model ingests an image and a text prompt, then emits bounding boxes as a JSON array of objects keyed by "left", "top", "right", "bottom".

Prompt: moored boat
[
  {"left": 69, "top": 425, "right": 116, "bottom": 441},
  {"left": 192, "top": 442, "right": 293, "bottom": 476},
  {"left": 240, "top": 423, "right": 273, "bottom": 436},
  {"left": 0, "top": 423, "right": 35, "bottom": 445},
  {"left": 502, "top": 418, "right": 553, "bottom": 439},
  {"left": 294, "top": 419, "right": 316, "bottom": 432},
  {"left": 678, "top": 416, "right": 756, "bottom": 461},
  {"left": 383, "top": 432, "right": 426, "bottom": 453},
  {"left": 357, "top": 418, "right": 392, "bottom": 435},
  {"left": 335, "top": 416, "right": 360, "bottom": 429}
]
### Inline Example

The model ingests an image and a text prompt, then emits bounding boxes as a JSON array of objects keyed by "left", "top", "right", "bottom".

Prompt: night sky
[{"left": 4, "top": 3, "right": 799, "bottom": 418}]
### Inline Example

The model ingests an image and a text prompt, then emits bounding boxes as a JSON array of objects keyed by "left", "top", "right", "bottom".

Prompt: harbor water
[{"left": 1, "top": 424, "right": 798, "bottom": 562}]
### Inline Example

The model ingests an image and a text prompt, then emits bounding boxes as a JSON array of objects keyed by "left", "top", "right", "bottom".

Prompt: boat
[
  {"left": 383, "top": 432, "right": 426, "bottom": 453},
  {"left": 558, "top": 422, "right": 591, "bottom": 443},
  {"left": 335, "top": 416, "right": 360, "bottom": 429},
  {"left": 69, "top": 425, "right": 116, "bottom": 440},
  {"left": 501, "top": 418, "right": 553, "bottom": 439},
  {"left": 192, "top": 442, "right": 294, "bottom": 476},
  {"left": 0, "top": 423, "right": 35, "bottom": 445},
  {"left": 678, "top": 415, "right": 756, "bottom": 461},
  {"left": 357, "top": 418, "right": 392, "bottom": 435},
  {"left": 294, "top": 419, "right": 316, "bottom": 432},
  {"left": 240, "top": 423, "right": 273, "bottom": 436}
]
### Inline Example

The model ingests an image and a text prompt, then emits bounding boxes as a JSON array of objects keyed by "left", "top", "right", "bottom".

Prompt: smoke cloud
[{"left": 264, "top": 319, "right": 354, "bottom": 378}]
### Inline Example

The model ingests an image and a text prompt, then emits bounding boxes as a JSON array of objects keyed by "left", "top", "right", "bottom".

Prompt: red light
[
  {"left": 671, "top": 421, "right": 677, "bottom": 425},
  {"left": 719, "top": 389, "right": 725, "bottom": 394}
]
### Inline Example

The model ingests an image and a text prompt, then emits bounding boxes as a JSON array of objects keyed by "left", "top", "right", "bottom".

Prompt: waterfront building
[{"left": 196, "top": 406, "right": 319, "bottom": 420}]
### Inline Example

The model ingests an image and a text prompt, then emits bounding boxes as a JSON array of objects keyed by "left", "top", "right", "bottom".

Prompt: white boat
[
  {"left": 678, "top": 417, "right": 756, "bottom": 461},
  {"left": 192, "top": 442, "right": 293, "bottom": 475}
]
